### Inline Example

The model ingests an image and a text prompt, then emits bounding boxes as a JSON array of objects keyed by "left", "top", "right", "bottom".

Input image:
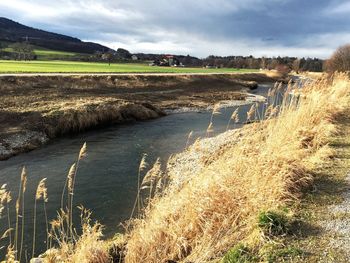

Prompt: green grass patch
[
  {"left": 258, "top": 210, "right": 288, "bottom": 236},
  {"left": 222, "top": 244, "right": 258, "bottom": 263},
  {"left": 1, "top": 44, "right": 86, "bottom": 60},
  {"left": 34, "top": 49, "right": 84, "bottom": 60},
  {"left": 0, "top": 60, "right": 257, "bottom": 74},
  {"left": 263, "top": 244, "right": 304, "bottom": 262}
]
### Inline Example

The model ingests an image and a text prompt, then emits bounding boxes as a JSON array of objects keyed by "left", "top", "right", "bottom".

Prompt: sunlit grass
[{"left": 0, "top": 60, "right": 257, "bottom": 74}]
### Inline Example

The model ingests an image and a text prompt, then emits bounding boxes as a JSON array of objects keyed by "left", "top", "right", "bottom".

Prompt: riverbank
[
  {"left": 119, "top": 74, "right": 350, "bottom": 262},
  {"left": 0, "top": 72, "right": 281, "bottom": 160}
]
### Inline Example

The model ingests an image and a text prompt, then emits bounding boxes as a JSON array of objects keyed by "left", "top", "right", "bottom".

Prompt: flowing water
[{"left": 0, "top": 83, "right": 274, "bottom": 258}]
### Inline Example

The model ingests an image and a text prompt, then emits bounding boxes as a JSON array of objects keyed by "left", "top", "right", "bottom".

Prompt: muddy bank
[
  {"left": 0, "top": 102, "right": 164, "bottom": 160},
  {"left": 0, "top": 72, "right": 281, "bottom": 160}
]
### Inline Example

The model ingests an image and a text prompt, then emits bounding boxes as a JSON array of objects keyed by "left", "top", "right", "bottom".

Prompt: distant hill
[{"left": 0, "top": 17, "right": 112, "bottom": 54}]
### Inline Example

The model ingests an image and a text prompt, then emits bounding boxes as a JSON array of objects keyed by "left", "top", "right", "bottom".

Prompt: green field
[
  {"left": 0, "top": 60, "right": 257, "bottom": 74},
  {"left": 2, "top": 46, "right": 86, "bottom": 60}
]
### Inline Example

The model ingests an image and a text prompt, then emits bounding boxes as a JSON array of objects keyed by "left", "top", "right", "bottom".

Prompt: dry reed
[
  {"left": 32, "top": 178, "right": 48, "bottom": 257},
  {"left": 15, "top": 166, "right": 27, "bottom": 261},
  {"left": 226, "top": 107, "right": 240, "bottom": 131},
  {"left": 130, "top": 154, "right": 148, "bottom": 219},
  {"left": 185, "top": 131, "right": 194, "bottom": 148},
  {"left": 124, "top": 74, "right": 350, "bottom": 262}
]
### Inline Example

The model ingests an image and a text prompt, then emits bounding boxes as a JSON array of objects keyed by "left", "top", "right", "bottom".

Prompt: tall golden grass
[{"left": 123, "top": 74, "right": 350, "bottom": 262}]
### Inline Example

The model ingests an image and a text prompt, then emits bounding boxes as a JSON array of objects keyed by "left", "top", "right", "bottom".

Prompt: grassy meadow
[
  {"left": 2, "top": 44, "right": 87, "bottom": 61},
  {"left": 2, "top": 73, "right": 350, "bottom": 262},
  {"left": 0, "top": 60, "right": 256, "bottom": 74}
]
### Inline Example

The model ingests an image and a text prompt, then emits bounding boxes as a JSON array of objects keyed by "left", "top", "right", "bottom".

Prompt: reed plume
[
  {"left": 206, "top": 122, "right": 214, "bottom": 137},
  {"left": 14, "top": 167, "right": 26, "bottom": 261},
  {"left": 19, "top": 167, "right": 27, "bottom": 262},
  {"left": 141, "top": 158, "right": 161, "bottom": 189},
  {"left": 0, "top": 184, "right": 8, "bottom": 218},
  {"left": 4, "top": 189, "right": 12, "bottom": 245},
  {"left": 185, "top": 131, "right": 194, "bottom": 148},
  {"left": 4, "top": 245, "right": 15, "bottom": 263},
  {"left": 212, "top": 103, "right": 221, "bottom": 115},
  {"left": 1, "top": 184, "right": 13, "bottom": 245},
  {"left": 32, "top": 178, "right": 48, "bottom": 257},
  {"left": 226, "top": 107, "right": 240, "bottom": 131},
  {"left": 67, "top": 163, "right": 76, "bottom": 195},
  {"left": 210, "top": 103, "right": 221, "bottom": 123},
  {"left": 141, "top": 158, "right": 162, "bottom": 206},
  {"left": 246, "top": 104, "right": 256, "bottom": 122},
  {"left": 61, "top": 162, "right": 76, "bottom": 210},
  {"left": 78, "top": 142, "right": 87, "bottom": 160},
  {"left": 130, "top": 154, "right": 148, "bottom": 219},
  {"left": 70, "top": 142, "right": 87, "bottom": 239}
]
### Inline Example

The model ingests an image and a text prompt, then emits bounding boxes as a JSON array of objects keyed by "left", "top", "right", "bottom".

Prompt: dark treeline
[
  {"left": 136, "top": 53, "right": 324, "bottom": 72},
  {"left": 202, "top": 55, "right": 324, "bottom": 72}
]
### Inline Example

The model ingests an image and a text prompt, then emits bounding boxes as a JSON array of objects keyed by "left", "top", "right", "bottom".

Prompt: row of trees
[
  {"left": 0, "top": 42, "right": 36, "bottom": 60},
  {"left": 202, "top": 55, "right": 324, "bottom": 72},
  {"left": 93, "top": 48, "right": 132, "bottom": 65}
]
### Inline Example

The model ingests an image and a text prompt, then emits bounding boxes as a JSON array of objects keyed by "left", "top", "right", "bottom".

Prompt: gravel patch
[
  {"left": 166, "top": 127, "right": 244, "bottom": 191},
  {"left": 0, "top": 130, "right": 49, "bottom": 160},
  {"left": 321, "top": 172, "right": 350, "bottom": 260}
]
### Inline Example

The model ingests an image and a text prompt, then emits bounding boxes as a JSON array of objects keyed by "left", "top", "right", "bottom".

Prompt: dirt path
[
  {"left": 286, "top": 112, "right": 350, "bottom": 262},
  {"left": 322, "top": 172, "right": 350, "bottom": 261}
]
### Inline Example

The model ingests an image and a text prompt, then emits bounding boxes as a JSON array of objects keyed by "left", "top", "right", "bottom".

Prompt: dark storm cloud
[{"left": 0, "top": 0, "right": 349, "bottom": 57}]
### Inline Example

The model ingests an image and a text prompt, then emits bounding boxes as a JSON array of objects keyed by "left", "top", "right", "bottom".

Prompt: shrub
[{"left": 326, "top": 44, "right": 350, "bottom": 72}]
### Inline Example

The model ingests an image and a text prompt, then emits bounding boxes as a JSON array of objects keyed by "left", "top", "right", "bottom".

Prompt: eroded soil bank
[{"left": 0, "top": 72, "right": 281, "bottom": 160}]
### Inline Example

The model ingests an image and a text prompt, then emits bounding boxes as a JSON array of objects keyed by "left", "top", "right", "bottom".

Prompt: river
[{"left": 0, "top": 83, "right": 274, "bottom": 259}]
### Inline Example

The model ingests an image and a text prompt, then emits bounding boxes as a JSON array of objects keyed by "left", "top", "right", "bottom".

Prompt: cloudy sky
[{"left": 0, "top": 0, "right": 349, "bottom": 58}]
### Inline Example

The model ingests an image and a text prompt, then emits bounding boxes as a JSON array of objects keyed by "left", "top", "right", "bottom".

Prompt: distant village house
[{"left": 150, "top": 55, "right": 182, "bottom": 67}]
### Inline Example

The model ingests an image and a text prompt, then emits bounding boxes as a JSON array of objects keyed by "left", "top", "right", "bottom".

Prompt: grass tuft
[
  {"left": 222, "top": 244, "right": 257, "bottom": 263},
  {"left": 264, "top": 245, "right": 304, "bottom": 262},
  {"left": 258, "top": 211, "right": 288, "bottom": 237}
]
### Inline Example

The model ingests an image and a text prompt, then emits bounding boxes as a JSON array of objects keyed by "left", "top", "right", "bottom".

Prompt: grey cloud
[{"left": 0, "top": 0, "right": 349, "bottom": 58}]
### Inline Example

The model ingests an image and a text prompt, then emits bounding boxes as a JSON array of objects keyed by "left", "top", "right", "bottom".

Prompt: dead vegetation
[{"left": 123, "top": 74, "right": 350, "bottom": 262}]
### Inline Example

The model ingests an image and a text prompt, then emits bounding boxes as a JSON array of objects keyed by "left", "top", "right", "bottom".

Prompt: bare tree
[
  {"left": 102, "top": 51, "right": 114, "bottom": 66},
  {"left": 10, "top": 42, "right": 35, "bottom": 60},
  {"left": 327, "top": 44, "right": 350, "bottom": 72},
  {"left": 292, "top": 58, "right": 301, "bottom": 74},
  {"left": 261, "top": 56, "right": 267, "bottom": 69}
]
